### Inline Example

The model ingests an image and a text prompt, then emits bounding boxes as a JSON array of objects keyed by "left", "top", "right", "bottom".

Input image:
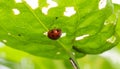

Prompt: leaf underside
[{"left": 0, "top": 0, "right": 119, "bottom": 59}]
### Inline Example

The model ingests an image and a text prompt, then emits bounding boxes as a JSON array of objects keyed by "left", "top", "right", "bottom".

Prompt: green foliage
[
  {"left": 78, "top": 55, "right": 116, "bottom": 69},
  {"left": 0, "top": 46, "right": 118, "bottom": 69},
  {"left": 0, "top": 0, "right": 119, "bottom": 60},
  {"left": 0, "top": 46, "right": 74, "bottom": 69}
]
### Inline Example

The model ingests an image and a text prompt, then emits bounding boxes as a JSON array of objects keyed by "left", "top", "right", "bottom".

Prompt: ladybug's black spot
[
  {"left": 56, "top": 35, "right": 59, "bottom": 37},
  {"left": 52, "top": 35, "right": 55, "bottom": 37}
]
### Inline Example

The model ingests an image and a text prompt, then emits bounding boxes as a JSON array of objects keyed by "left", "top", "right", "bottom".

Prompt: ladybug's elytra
[{"left": 47, "top": 29, "right": 62, "bottom": 40}]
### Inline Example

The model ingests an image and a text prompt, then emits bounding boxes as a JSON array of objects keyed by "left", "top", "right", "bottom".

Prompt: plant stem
[
  {"left": 57, "top": 40, "right": 80, "bottom": 69},
  {"left": 69, "top": 54, "right": 80, "bottom": 69},
  {"left": 69, "top": 57, "right": 80, "bottom": 69}
]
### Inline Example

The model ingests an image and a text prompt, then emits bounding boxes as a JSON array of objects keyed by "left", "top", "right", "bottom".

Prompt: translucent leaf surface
[
  {"left": 0, "top": 0, "right": 119, "bottom": 59},
  {"left": 114, "top": 4, "right": 120, "bottom": 50}
]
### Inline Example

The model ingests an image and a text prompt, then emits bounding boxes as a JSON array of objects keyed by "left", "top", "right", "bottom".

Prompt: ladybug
[{"left": 47, "top": 29, "right": 62, "bottom": 40}]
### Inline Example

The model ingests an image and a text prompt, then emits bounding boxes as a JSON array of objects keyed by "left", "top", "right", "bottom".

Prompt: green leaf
[
  {"left": 0, "top": 0, "right": 119, "bottom": 59},
  {"left": 73, "top": 1, "right": 120, "bottom": 54},
  {"left": 73, "top": 13, "right": 119, "bottom": 54},
  {"left": 113, "top": 4, "right": 120, "bottom": 34},
  {"left": 114, "top": 4, "right": 120, "bottom": 50}
]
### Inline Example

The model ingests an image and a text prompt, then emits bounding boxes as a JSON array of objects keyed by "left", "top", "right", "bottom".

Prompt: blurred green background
[{"left": 0, "top": 43, "right": 120, "bottom": 69}]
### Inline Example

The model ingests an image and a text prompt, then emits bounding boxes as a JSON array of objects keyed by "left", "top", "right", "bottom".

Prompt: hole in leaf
[
  {"left": 104, "top": 21, "right": 116, "bottom": 25},
  {"left": 25, "top": 0, "right": 38, "bottom": 9},
  {"left": 12, "top": 8, "right": 20, "bottom": 15},
  {"left": 2, "top": 40, "right": 7, "bottom": 43},
  {"left": 112, "top": 0, "right": 120, "bottom": 4},
  {"left": 15, "top": 0, "right": 22, "bottom": 3},
  {"left": 98, "top": 0, "right": 107, "bottom": 10},
  {"left": 43, "top": 32, "right": 48, "bottom": 36},
  {"left": 106, "top": 36, "right": 116, "bottom": 43},
  {"left": 75, "top": 34, "right": 89, "bottom": 41},
  {"left": 42, "top": 0, "right": 58, "bottom": 15},
  {"left": 64, "top": 7, "right": 76, "bottom": 17},
  {"left": 60, "top": 33, "right": 66, "bottom": 38}
]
